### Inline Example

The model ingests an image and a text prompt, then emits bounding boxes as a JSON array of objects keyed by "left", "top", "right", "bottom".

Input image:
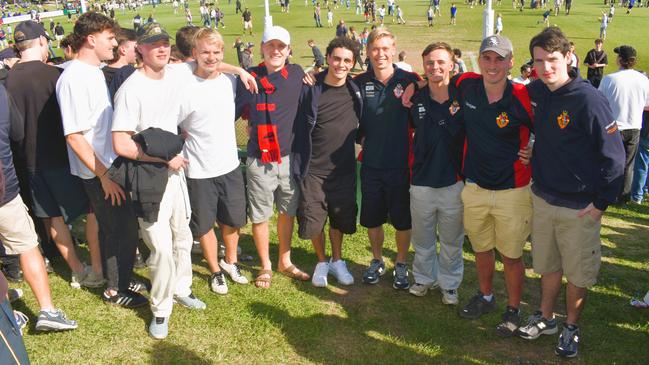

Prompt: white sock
[{"left": 483, "top": 293, "right": 493, "bottom": 302}]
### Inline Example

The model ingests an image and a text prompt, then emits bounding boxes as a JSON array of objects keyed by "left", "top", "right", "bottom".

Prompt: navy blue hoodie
[{"left": 527, "top": 75, "right": 624, "bottom": 211}]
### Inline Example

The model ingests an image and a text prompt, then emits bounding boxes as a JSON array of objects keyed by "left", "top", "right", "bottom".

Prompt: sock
[{"left": 483, "top": 293, "right": 493, "bottom": 302}]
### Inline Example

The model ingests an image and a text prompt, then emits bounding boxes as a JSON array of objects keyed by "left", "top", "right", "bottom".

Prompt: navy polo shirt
[
  {"left": 451, "top": 72, "right": 533, "bottom": 190},
  {"left": 355, "top": 66, "right": 420, "bottom": 169},
  {"left": 410, "top": 87, "right": 463, "bottom": 188},
  {"left": 242, "top": 63, "right": 304, "bottom": 158}
]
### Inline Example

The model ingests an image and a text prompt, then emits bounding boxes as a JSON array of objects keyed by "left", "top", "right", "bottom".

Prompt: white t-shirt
[
  {"left": 511, "top": 76, "right": 531, "bottom": 85},
  {"left": 112, "top": 64, "right": 190, "bottom": 134},
  {"left": 395, "top": 61, "right": 413, "bottom": 72},
  {"left": 56, "top": 60, "right": 116, "bottom": 179},
  {"left": 599, "top": 69, "right": 649, "bottom": 130},
  {"left": 178, "top": 73, "right": 240, "bottom": 179}
]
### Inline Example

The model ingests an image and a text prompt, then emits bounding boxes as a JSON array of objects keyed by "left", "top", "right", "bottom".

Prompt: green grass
[{"left": 11, "top": 1, "right": 649, "bottom": 364}]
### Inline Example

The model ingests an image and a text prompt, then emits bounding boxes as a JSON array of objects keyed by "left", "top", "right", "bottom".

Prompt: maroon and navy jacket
[
  {"left": 239, "top": 63, "right": 304, "bottom": 160},
  {"left": 451, "top": 72, "right": 533, "bottom": 190},
  {"left": 526, "top": 75, "right": 624, "bottom": 211}
]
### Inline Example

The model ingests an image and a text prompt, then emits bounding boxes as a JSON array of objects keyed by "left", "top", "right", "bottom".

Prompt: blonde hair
[
  {"left": 191, "top": 27, "right": 224, "bottom": 49},
  {"left": 367, "top": 28, "right": 395, "bottom": 49}
]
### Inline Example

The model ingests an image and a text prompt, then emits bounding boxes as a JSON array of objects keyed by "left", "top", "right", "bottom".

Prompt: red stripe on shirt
[{"left": 256, "top": 103, "right": 277, "bottom": 111}]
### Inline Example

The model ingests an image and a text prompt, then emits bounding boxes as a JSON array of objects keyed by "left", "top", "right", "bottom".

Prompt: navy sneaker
[
  {"left": 495, "top": 306, "right": 521, "bottom": 337},
  {"left": 459, "top": 292, "right": 496, "bottom": 319},
  {"left": 392, "top": 262, "right": 410, "bottom": 290},
  {"left": 362, "top": 259, "right": 385, "bottom": 284},
  {"left": 555, "top": 323, "right": 580, "bottom": 358}
]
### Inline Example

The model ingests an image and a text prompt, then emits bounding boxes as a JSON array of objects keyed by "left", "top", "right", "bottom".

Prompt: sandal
[
  {"left": 255, "top": 269, "right": 273, "bottom": 289},
  {"left": 278, "top": 265, "right": 310, "bottom": 281}
]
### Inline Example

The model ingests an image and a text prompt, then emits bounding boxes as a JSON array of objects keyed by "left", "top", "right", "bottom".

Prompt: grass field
[{"left": 8, "top": 1, "right": 649, "bottom": 364}]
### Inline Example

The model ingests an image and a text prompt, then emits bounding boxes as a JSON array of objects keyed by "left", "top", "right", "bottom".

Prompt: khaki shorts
[
  {"left": 246, "top": 156, "right": 300, "bottom": 224},
  {"left": 244, "top": 21, "right": 253, "bottom": 29},
  {"left": 461, "top": 182, "right": 532, "bottom": 259},
  {"left": 531, "top": 192, "right": 601, "bottom": 288},
  {"left": 0, "top": 195, "right": 39, "bottom": 255}
]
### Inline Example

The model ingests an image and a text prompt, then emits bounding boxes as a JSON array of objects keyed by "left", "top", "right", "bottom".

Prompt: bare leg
[
  {"left": 540, "top": 271, "right": 563, "bottom": 319},
  {"left": 85, "top": 213, "right": 102, "bottom": 275},
  {"left": 311, "top": 231, "right": 327, "bottom": 262},
  {"left": 47, "top": 216, "right": 84, "bottom": 273},
  {"left": 395, "top": 229, "right": 411, "bottom": 263},
  {"left": 565, "top": 281, "right": 587, "bottom": 325},
  {"left": 367, "top": 226, "right": 384, "bottom": 260},
  {"left": 20, "top": 246, "right": 54, "bottom": 310},
  {"left": 277, "top": 213, "right": 309, "bottom": 279},
  {"left": 329, "top": 228, "right": 343, "bottom": 262},
  {"left": 220, "top": 224, "right": 239, "bottom": 265},
  {"left": 475, "top": 250, "right": 495, "bottom": 295},
  {"left": 501, "top": 255, "right": 524, "bottom": 308},
  {"left": 199, "top": 228, "right": 221, "bottom": 273},
  {"left": 252, "top": 221, "right": 271, "bottom": 288}
]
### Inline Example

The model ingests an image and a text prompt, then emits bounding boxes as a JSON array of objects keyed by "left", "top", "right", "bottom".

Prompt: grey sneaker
[
  {"left": 81, "top": 269, "right": 106, "bottom": 288},
  {"left": 517, "top": 311, "right": 558, "bottom": 340},
  {"left": 441, "top": 289, "right": 459, "bottom": 305},
  {"left": 362, "top": 259, "right": 385, "bottom": 284},
  {"left": 392, "top": 262, "right": 410, "bottom": 290},
  {"left": 555, "top": 323, "right": 580, "bottom": 358},
  {"left": 175, "top": 292, "right": 207, "bottom": 310},
  {"left": 459, "top": 292, "right": 496, "bottom": 319},
  {"left": 70, "top": 265, "right": 89, "bottom": 289},
  {"left": 149, "top": 316, "right": 169, "bottom": 340},
  {"left": 35, "top": 309, "right": 78, "bottom": 331},
  {"left": 408, "top": 282, "right": 438, "bottom": 297}
]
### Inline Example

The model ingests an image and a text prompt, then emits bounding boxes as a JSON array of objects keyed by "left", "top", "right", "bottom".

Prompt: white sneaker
[
  {"left": 311, "top": 262, "right": 329, "bottom": 287},
  {"left": 329, "top": 259, "right": 354, "bottom": 285},
  {"left": 408, "top": 282, "right": 438, "bottom": 297},
  {"left": 441, "top": 289, "right": 459, "bottom": 305},
  {"left": 219, "top": 259, "right": 249, "bottom": 284},
  {"left": 209, "top": 271, "right": 228, "bottom": 295}
]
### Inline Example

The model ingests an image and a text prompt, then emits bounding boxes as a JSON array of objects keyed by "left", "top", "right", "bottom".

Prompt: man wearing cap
[
  {"left": 112, "top": 22, "right": 206, "bottom": 340},
  {"left": 354, "top": 28, "right": 420, "bottom": 290},
  {"left": 240, "top": 25, "right": 307, "bottom": 288},
  {"left": 8, "top": 19, "right": 107, "bottom": 290},
  {"left": 518, "top": 27, "right": 624, "bottom": 358},
  {"left": 449, "top": 35, "right": 533, "bottom": 337},
  {"left": 598, "top": 45, "right": 649, "bottom": 204},
  {"left": 56, "top": 12, "right": 149, "bottom": 310}
]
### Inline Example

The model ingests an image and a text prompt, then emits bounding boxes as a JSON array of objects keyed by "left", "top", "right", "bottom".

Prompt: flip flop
[
  {"left": 279, "top": 265, "right": 310, "bottom": 281},
  {"left": 255, "top": 269, "right": 273, "bottom": 289}
]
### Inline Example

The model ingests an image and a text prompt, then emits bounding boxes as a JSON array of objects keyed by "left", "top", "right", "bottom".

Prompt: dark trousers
[
  {"left": 588, "top": 74, "right": 603, "bottom": 88},
  {"left": 82, "top": 178, "right": 139, "bottom": 292},
  {"left": 0, "top": 299, "right": 30, "bottom": 365},
  {"left": 620, "top": 129, "right": 641, "bottom": 201}
]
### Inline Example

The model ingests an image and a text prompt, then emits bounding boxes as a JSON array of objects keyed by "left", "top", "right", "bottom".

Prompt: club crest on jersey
[
  {"left": 393, "top": 83, "right": 404, "bottom": 98},
  {"left": 496, "top": 112, "right": 509, "bottom": 128},
  {"left": 557, "top": 111, "right": 570, "bottom": 129}
]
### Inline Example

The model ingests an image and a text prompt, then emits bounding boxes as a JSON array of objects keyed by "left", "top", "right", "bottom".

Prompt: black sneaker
[
  {"left": 102, "top": 290, "right": 149, "bottom": 309},
  {"left": 459, "top": 292, "right": 496, "bottom": 319},
  {"left": 362, "top": 259, "right": 385, "bottom": 284},
  {"left": 495, "top": 306, "right": 521, "bottom": 337},
  {"left": 128, "top": 280, "right": 151, "bottom": 293},
  {"left": 555, "top": 323, "right": 580, "bottom": 358}
]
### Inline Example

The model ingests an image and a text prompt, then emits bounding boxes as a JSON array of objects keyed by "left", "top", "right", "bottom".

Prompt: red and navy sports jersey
[
  {"left": 354, "top": 66, "right": 420, "bottom": 170},
  {"left": 240, "top": 63, "right": 304, "bottom": 158},
  {"left": 452, "top": 72, "right": 533, "bottom": 190}
]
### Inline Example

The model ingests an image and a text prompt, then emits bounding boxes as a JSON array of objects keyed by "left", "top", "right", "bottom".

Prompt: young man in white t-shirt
[
  {"left": 56, "top": 12, "right": 148, "bottom": 310},
  {"left": 178, "top": 28, "right": 249, "bottom": 295},
  {"left": 112, "top": 22, "right": 205, "bottom": 340}
]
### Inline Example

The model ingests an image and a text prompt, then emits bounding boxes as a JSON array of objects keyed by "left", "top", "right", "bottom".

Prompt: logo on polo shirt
[
  {"left": 557, "top": 110, "right": 571, "bottom": 129},
  {"left": 365, "top": 83, "right": 375, "bottom": 98},
  {"left": 393, "top": 83, "right": 404, "bottom": 99},
  {"left": 417, "top": 104, "right": 426, "bottom": 119},
  {"left": 496, "top": 112, "right": 509, "bottom": 128}
]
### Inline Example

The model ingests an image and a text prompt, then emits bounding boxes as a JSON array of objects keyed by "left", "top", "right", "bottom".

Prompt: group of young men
[{"left": 0, "top": 9, "right": 629, "bottom": 361}]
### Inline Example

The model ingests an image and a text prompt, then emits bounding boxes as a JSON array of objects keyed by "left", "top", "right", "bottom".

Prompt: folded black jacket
[{"left": 108, "top": 127, "right": 184, "bottom": 223}]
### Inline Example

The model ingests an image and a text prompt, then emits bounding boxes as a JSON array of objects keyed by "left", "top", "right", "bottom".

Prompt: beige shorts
[
  {"left": 531, "top": 192, "right": 601, "bottom": 288},
  {"left": 461, "top": 182, "right": 532, "bottom": 259},
  {"left": 244, "top": 21, "right": 253, "bottom": 29},
  {"left": 0, "top": 195, "right": 39, "bottom": 255}
]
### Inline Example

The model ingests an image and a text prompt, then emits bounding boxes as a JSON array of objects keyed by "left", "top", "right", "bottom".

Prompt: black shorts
[
  {"left": 359, "top": 165, "right": 411, "bottom": 230},
  {"left": 186, "top": 167, "right": 247, "bottom": 238},
  {"left": 27, "top": 167, "right": 89, "bottom": 224},
  {"left": 297, "top": 171, "right": 357, "bottom": 239}
]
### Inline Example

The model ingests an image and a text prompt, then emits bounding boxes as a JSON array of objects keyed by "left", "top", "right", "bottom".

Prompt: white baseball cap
[{"left": 262, "top": 25, "right": 290, "bottom": 45}]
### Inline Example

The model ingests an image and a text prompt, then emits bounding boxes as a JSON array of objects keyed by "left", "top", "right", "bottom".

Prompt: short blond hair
[
  {"left": 367, "top": 28, "right": 396, "bottom": 49},
  {"left": 191, "top": 27, "right": 224, "bottom": 49}
]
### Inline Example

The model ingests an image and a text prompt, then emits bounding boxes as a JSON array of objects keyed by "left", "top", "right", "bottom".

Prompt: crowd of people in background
[{"left": 0, "top": 1, "right": 648, "bottom": 364}]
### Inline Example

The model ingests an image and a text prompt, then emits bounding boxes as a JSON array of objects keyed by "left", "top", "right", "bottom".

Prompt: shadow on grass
[{"left": 147, "top": 341, "right": 211, "bottom": 365}]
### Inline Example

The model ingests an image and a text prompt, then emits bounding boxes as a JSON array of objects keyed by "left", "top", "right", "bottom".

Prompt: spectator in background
[
  {"left": 395, "top": 51, "right": 413, "bottom": 72},
  {"left": 308, "top": 39, "right": 325, "bottom": 72},
  {"left": 335, "top": 20, "right": 348, "bottom": 37},
  {"left": 512, "top": 63, "right": 532, "bottom": 85},
  {"left": 450, "top": 3, "right": 457, "bottom": 25},
  {"left": 568, "top": 42, "right": 579, "bottom": 74},
  {"left": 584, "top": 39, "right": 607, "bottom": 88},
  {"left": 102, "top": 28, "right": 137, "bottom": 85},
  {"left": 453, "top": 48, "right": 467, "bottom": 74},
  {"left": 241, "top": 42, "right": 254, "bottom": 69}
]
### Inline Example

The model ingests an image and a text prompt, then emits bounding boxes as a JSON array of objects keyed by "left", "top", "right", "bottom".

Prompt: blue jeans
[{"left": 631, "top": 136, "right": 649, "bottom": 202}]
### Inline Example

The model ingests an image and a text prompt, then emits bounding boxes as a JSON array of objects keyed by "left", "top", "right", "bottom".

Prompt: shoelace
[
  {"left": 214, "top": 273, "right": 226, "bottom": 286},
  {"left": 14, "top": 311, "right": 28, "bottom": 327},
  {"left": 369, "top": 260, "right": 382, "bottom": 272},
  {"left": 233, "top": 264, "right": 243, "bottom": 277},
  {"left": 395, "top": 265, "right": 407, "bottom": 278}
]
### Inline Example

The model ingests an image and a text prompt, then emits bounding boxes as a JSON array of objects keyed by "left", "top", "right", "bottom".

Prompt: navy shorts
[
  {"left": 360, "top": 165, "right": 411, "bottom": 230},
  {"left": 27, "top": 167, "right": 89, "bottom": 224},
  {"left": 186, "top": 167, "right": 247, "bottom": 238}
]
